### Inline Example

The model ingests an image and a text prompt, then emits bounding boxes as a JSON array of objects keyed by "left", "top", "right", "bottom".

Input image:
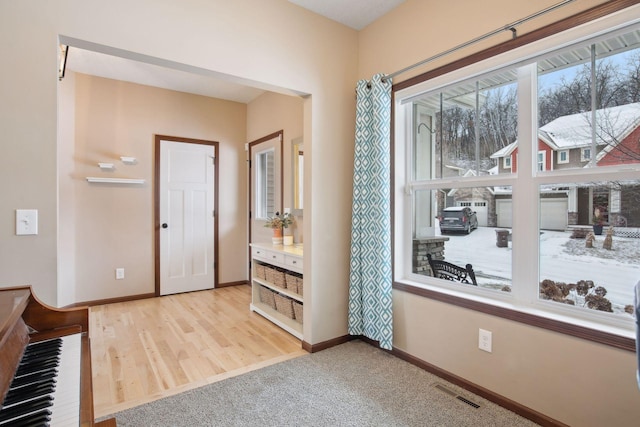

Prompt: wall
[
  {"left": 0, "top": 0, "right": 358, "bottom": 348},
  {"left": 359, "top": 1, "right": 640, "bottom": 426},
  {"left": 247, "top": 91, "right": 304, "bottom": 245},
  {"left": 59, "top": 73, "right": 247, "bottom": 303}
]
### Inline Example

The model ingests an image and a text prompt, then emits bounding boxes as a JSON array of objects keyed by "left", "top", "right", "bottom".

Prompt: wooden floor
[{"left": 89, "top": 285, "right": 307, "bottom": 419}]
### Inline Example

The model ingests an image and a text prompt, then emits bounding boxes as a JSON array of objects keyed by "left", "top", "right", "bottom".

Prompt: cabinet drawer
[
  {"left": 251, "top": 248, "right": 269, "bottom": 260},
  {"left": 260, "top": 250, "right": 284, "bottom": 264},
  {"left": 285, "top": 255, "right": 303, "bottom": 270},
  {"left": 252, "top": 247, "right": 279, "bottom": 262}
]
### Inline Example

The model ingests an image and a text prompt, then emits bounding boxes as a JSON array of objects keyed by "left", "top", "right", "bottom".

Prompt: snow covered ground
[{"left": 441, "top": 226, "right": 640, "bottom": 310}]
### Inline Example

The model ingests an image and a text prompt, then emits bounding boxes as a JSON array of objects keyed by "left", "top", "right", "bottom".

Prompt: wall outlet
[
  {"left": 115, "top": 268, "right": 125, "bottom": 280},
  {"left": 479, "top": 328, "right": 492, "bottom": 353}
]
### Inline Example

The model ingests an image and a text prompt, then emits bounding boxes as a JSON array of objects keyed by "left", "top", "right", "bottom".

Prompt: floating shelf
[
  {"left": 86, "top": 177, "right": 145, "bottom": 184},
  {"left": 98, "top": 162, "right": 115, "bottom": 170},
  {"left": 120, "top": 156, "right": 137, "bottom": 165}
]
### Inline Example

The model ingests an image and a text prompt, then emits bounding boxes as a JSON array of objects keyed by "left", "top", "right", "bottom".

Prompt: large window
[{"left": 395, "top": 18, "right": 640, "bottom": 337}]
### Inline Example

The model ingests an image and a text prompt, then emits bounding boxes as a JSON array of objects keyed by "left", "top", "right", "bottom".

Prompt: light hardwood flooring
[{"left": 89, "top": 285, "right": 307, "bottom": 419}]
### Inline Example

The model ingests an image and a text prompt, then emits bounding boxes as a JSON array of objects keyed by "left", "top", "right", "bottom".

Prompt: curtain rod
[{"left": 384, "top": 0, "right": 576, "bottom": 81}]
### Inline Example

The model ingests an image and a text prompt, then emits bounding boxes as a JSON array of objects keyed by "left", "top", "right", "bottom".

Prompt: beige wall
[
  {"left": 0, "top": 0, "right": 357, "bottom": 347},
  {"left": 58, "top": 73, "right": 247, "bottom": 303},
  {"left": 359, "top": 1, "right": 640, "bottom": 426},
  {"left": 247, "top": 91, "right": 304, "bottom": 245}
]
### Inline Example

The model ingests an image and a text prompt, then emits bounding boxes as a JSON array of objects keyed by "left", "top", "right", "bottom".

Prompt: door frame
[{"left": 154, "top": 134, "right": 219, "bottom": 296}]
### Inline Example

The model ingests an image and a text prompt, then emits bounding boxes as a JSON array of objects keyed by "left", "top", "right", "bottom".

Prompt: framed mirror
[{"left": 292, "top": 137, "right": 303, "bottom": 210}]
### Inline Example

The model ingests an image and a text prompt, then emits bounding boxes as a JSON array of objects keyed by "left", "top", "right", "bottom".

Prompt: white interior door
[{"left": 160, "top": 140, "right": 215, "bottom": 295}]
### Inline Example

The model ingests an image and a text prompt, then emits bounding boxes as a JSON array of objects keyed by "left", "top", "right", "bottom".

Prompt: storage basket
[
  {"left": 264, "top": 266, "right": 275, "bottom": 283},
  {"left": 296, "top": 277, "right": 303, "bottom": 296},
  {"left": 270, "top": 268, "right": 286, "bottom": 288},
  {"left": 259, "top": 286, "right": 276, "bottom": 309},
  {"left": 255, "top": 263, "right": 266, "bottom": 280},
  {"left": 274, "top": 293, "right": 294, "bottom": 319},
  {"left": 285, "top": 273, "right": 299, "bottom": 293},
  {"left": 293, "top": 301, "right": 303, "bottom": 324}
]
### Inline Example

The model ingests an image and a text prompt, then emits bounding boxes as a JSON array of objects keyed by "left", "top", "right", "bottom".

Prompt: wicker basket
[
  {"left": 293, "top": 301, "right": 303, "bottom": 324},
  {"left": 255, "top": 263, "right": 266, "bottom": 280},
  {"left": 270, "top": 268, "right": 286, "bottom": 288},
  {"left": 259, "top": 286, "right": 276, "bottom": 309},
  {"left": 285, "top": 273, "right": 298, "bottom": 293},
  {"left": 274, "top": 293, "right": 294, "bottom": 319},
  {"left": 264, "top": 266, "right": 275, "bottom": 283},
  {"left": 296, "top": 277, "right": 303, "bottom": 296}
]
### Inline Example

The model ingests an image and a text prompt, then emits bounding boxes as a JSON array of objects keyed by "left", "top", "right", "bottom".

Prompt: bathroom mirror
[{"left": 292, "top": 137, "right": 304, "bottom": 210}]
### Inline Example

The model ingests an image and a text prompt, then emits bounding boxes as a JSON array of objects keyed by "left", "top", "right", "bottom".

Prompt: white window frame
[
  {"left": 558, "top": 150, "right": 569, "bottom": 164},
  {"left": 255, "top": 148, "right": 276, "bottom": 219},
  {"left": 581, "top": 147, "right": 592, "bottom": 162},
  {"left": 537, "top": 151, "right": 546, "bottom": 171},
  {"left": 503, "top": 156, "right": 512, "bottom": 169},
  {"left": 393, "top": 10, "right": 640, "bottom": 340}
]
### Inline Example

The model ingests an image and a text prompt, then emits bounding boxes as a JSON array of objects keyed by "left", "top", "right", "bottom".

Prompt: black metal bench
[{"left": 427, "top": 254, "right": 477, "bottom": 286}]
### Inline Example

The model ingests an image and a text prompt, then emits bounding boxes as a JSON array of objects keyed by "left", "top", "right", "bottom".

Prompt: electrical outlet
[
  {"left": 115, "top": 268, "right": 125, "bottom": 280},
  {"left": 479, "top": 329, "right": 492, "bottom": 353}
]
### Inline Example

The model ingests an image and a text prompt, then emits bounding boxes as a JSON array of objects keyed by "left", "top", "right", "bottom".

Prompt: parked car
[{"left": 439, "top": 207, "right": 478, "bottom": 234}]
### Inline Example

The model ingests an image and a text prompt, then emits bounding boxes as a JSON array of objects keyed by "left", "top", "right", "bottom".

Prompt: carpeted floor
[{"left": 104, "top": 340, "right": 539, "bottom": 426}]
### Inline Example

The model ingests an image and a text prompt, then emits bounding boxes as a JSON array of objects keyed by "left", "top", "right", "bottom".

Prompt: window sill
[{"left": 393, "top": 280, "right": 636, "bottom": 352}]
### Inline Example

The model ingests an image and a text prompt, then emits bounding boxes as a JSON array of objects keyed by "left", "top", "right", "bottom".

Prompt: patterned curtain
[{"left": 348, "top": 74, "right": 393, "bottom": 350}]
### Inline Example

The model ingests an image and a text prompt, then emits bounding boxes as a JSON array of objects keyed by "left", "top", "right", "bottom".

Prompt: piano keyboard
[{"left": 0, "top": 334, "right": 81, "bottom": 427}]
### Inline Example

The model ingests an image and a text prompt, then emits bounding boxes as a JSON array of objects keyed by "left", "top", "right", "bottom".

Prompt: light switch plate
[{"left": 16, "top": 209, "right": 38, "bottom": 235}]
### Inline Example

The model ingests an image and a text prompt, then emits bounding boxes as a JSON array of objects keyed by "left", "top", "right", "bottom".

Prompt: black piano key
[
  {"left": 25, "top": 338, "right": 61, "bottom": 349},
  {"left": 0, "top": 396, "right": 52, "bottom": 424},
  {"left": 7, "top": 376, "right": 56, "bottom": 396},
  {"left": 0, "top": 409, "right": 51, "bottom": 427},
  {"left": 18, "top": 353, "right": 60, "bottom": 367},
  {"left": 9, "top": 369, "right": 57, "bottom": 389},
  {"left": 14, "top": 360, "right": 58, "bottom": 378},
  {"left": 2, "top": 381, "right": 56, "bottom": 407}
]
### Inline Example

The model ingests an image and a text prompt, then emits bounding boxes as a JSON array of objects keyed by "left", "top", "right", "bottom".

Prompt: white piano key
[{"left": 48, "top": 333, "right": 81, "bottom": 427}]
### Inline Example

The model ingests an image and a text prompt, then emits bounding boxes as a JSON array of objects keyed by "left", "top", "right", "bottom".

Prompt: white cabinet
[{"left": 249, "top": 243, "right": 303, "bottom": 339}]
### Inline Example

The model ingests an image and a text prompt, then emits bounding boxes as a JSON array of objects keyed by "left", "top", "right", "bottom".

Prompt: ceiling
[
  {"left": 63, "top": 1, "right": 404, "bottom": 103},
  {"left": 288, "top": 0, "right": 405, "bottom": 30}
]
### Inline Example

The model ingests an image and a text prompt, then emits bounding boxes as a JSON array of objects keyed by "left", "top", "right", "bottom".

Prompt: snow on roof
[
  {"left": 490, "top": 103, "right": 640, "bottom": 157},
  {"left": 490, "top": 141, "right": 517, "bottom": 158},
  {"left": 541, "top": 103, "right": 640, "bottom": 149}
]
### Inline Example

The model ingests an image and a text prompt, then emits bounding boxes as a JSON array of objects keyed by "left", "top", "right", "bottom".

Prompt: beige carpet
[{"left": 104, "top": 340, "right": 539, "bottom": 426}]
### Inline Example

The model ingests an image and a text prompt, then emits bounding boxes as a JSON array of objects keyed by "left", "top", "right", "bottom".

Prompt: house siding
[{"left": 599, "top": 125, "right": 640, "bottom": 166}]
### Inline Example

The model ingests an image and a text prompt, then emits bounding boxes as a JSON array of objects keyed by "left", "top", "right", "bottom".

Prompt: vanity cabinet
[{"left": 249, "top": 243, "right": 303, "bottom": 339}]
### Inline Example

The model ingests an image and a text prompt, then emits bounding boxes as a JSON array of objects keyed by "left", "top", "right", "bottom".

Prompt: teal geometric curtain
[{"left": 348, "top": 74, "right": 393, "bottom": 350}]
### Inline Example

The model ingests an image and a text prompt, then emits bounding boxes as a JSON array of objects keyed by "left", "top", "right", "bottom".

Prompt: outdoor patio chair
[{"left": 427, "top": 253, "right": 478, "bottom": 286}]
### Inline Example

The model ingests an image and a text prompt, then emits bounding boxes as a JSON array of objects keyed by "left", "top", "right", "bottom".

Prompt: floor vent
[
  {"left": 456, "top": 395, "right": 481, "bottom": 409},
  {"left": 433, "top": 383, "right": 482, "bottom": 409}
]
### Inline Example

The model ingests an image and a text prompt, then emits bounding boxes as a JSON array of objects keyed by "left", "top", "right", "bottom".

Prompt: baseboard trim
[
  {"left": 65, "top": 282, "right": 248, "bottom": 308},
  {"left": 388, "top": 345, "right": 568, "bottom": 427},
  {"left": 66, "top": 293, "right": 156, "bottom": 308},
  {"left": 217, "top": 280, "right": 249, "bottom": 288},
  {"left": 302, "top": 334, "right": 355, "bottom": 353}
]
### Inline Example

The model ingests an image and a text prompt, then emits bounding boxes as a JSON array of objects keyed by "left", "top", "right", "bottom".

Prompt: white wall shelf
[
  {"left": 98, "top": 162, "right": 115, "bottom": 170},
  {"left": 120, "top": 156, "right": 137, "bottom": 165},
  {"left": 86, "top": 177, "right": 145, "bottom": 184}
]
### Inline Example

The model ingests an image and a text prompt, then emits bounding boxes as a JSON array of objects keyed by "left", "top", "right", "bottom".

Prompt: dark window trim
[{"left": 391, "top": 0, "right": 638, "bottom": 353}]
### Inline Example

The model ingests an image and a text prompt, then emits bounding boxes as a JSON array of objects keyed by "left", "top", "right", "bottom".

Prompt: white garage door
[
  {"left": 496, "top": 198, "right": 568, "bottom": 230},
  {"left": 496, "top": 200, "right": 512, "bottom": 228},
  {"left": 540, "top": 199, "right": 568, "bottom": 230}
]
